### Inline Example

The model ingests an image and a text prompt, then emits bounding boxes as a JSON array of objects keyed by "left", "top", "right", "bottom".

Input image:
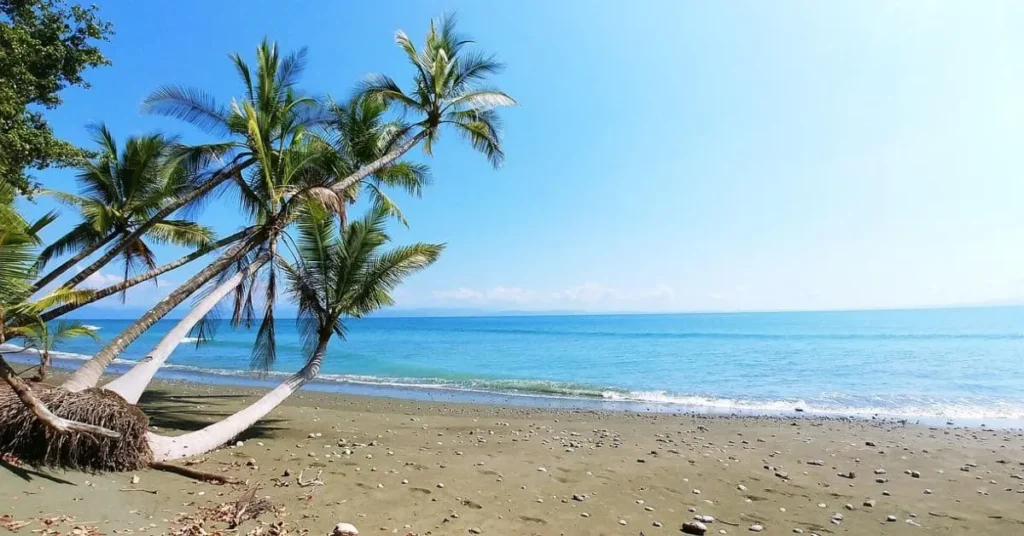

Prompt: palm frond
[
  {"left": 147, "top": 220, "right": 215, "bottom": 248},
  {"left": 143, "top": 85, "right": 231, "bottom": 136}
]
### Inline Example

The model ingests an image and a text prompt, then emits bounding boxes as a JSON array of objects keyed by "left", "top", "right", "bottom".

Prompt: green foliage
[
  {"left": 362, "top": 13, "right": 516, "bottom": 167},
  {"left": 279, "top": 204, "right": 443, "bottom": 370},
  {"left": 0, "top": 0, "right": 113, "bottom": 195},
  {"left": 17, "top": 318, "right": 97, "bottom": 353},
  {"left": 38, "top": 125, "right": 214, "bottom": 288},
  {"left": 0, "top": 181, "right": 92, "bottom": 341}
]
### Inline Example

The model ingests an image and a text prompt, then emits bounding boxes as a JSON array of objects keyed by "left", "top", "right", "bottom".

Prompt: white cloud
[
  {"left": 429, "top": 282, "right": 679, "bottom": 311},
  {"left": 82, "top": 270, "right": 122, "bottom": 289}
]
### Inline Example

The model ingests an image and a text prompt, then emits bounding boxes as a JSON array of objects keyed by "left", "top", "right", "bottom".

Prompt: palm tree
[
  {"left": 145, "top": 205, "right": 442, "bottom": 460},
  {"left": 102, "top": 104, "right": 430, "bottom": 403},
  {"left": 61, "top": 40, "right": 328, "bottom": 392},
  {"left": 0, "top": 183, "right": 117, "bottom": 438},
  {"left": 328, "top": 13, "right": 516, "bottom": 196},
  {"left": 32, "top": 125, "right": 214, "bottom": 292},
  {"left": 16, "top": 320, "right": 99, "bottom": 379}
]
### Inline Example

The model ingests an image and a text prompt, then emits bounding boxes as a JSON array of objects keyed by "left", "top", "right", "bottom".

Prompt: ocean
[{"left": 8, "top": 306, "right": 1024, "bottom": 426}]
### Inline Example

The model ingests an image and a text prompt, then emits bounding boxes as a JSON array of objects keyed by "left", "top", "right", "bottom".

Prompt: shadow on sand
[{"left": 138, "top": 388, "right": 288, "bottom": 441}]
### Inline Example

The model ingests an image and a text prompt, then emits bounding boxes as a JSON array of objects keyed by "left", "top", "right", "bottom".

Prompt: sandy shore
[{"left": 2, "top": 376, "right": 1024, "bottom": 535}]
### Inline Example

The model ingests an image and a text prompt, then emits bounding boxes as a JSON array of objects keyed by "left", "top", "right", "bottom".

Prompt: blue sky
[{"left": 19, "top": 1, "right": 1024, "bottom": 316}]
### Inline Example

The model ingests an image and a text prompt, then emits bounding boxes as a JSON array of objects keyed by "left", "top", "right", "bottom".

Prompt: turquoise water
[{"left": 9, "top": 306, "right": 1024, "bottom": 423}]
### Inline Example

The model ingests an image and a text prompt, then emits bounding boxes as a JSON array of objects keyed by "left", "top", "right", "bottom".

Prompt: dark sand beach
[{"left": 3, "top": 375, "right": 1023, "bottom": 535}]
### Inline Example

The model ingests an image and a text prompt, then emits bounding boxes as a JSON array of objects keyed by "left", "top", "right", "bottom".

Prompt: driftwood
[{"left": 150, "top": 461, "right": 238, "bottom": 484}]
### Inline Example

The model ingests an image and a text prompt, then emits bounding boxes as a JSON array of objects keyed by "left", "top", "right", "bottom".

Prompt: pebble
[
  {"left": 331, "top": 523, "right": 359, "bottom": 536},
  {"left": 863, "top": 499, "right": 876, "bottom": 507},
  {"left": 792, "top": 530, "right": 803, "bottom": 534},
  {"left": 887, "top": 515, "right": 898, "bottom": 522},
  {"left": 749, "top": 525, "right": 763, "bottom": 532},
  {"left": 653, "top": 521, "right": 663, "bottom": 527},
  {"left": 436, "top": 483, "right": 445, "bottom": 488},
  {"left": 911, "top": 470, "right": 921, "bottom": 478},
  {"left": 618, "top": 519, "right": 628, "bottom": 526},
  {"left": 468, "top": 528, "right": 482, "bottom": 534},
  {"left": 580, "top": 513, "right": 590, "bottom": 518},
  {"left": 695, "top": 515, "right": 715, "bottom": 523},
  {"left": 682, "top": 521, "right": 708, "bottom": 535}
]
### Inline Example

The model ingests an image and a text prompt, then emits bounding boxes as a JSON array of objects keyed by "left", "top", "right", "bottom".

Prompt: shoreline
[
  {"left": 3, "top": 371, "right": 1024, "bottom": 534},
  {"left": 4, "top": 348, "right": 1022, "bottom": 430}
]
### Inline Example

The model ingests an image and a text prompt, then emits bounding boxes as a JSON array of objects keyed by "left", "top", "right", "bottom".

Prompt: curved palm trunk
[
  {"left": 104, "top": 254, "right": 271, "bottom": 404},
  {"left": 31, "top": 233, "right": 118, "bottom": 292},
  {"left": 61, "top": 159, "right": 252, "bottom": 290},
  {"left": 147, "top": 337, "right": 327, "bottom": 461},
  {"left": 328, "top": 130, "right": 427, "bottom": 195},
  {"left": 62, "top": 232, "right": 265, "bottom": 392},
  {"left": 40, "top": 227, "right": 255, "bottom": 322}
]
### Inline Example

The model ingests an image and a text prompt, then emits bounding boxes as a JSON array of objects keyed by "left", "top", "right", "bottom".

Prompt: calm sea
[{"left": 9, "top": 307, "right": 1024, "bottom": 425}]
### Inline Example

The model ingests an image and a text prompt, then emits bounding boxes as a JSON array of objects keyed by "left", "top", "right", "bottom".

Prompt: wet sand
[{"left": 2, "top": 377, "right": 1024, "bottom": 535}]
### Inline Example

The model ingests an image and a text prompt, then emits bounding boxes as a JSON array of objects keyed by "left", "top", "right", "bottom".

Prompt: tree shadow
[
  {"left": 137, "top": 389, "right": 288, "bottom": 440},
  {"left": 0, "top": 457, "right": 77, "bottom": 485}
]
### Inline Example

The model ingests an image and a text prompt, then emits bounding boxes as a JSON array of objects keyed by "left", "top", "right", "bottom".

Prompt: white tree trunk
[
  {"left": 147, "top": 339, "right": 327, "bottom": 461},
  {"left": 104, "top": 256, "right": 271, "bottom": 404}
]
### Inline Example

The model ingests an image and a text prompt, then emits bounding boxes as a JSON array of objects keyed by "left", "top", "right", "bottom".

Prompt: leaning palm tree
[
  {"left": 329, "top": 13, "right": 516, "bottom": 195},
  {"left": 32, "top": 125, "right": 214, "bottom": 292},
  {"left": 95, "top": 92, "right": 431, "bottom": 402},
  {"left": 16, "top": 321, "right": 99, "bottom": 380},
  {"left": 145, "top": 205, "right": 442, "bottom": 460},
  {"left": 61, "top": 40, "right": 328, "bottom": 392}
]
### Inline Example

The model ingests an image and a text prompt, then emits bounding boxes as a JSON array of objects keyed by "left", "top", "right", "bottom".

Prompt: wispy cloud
[{"left": 430, "top": 282, "right": 677, "bottom": 311}]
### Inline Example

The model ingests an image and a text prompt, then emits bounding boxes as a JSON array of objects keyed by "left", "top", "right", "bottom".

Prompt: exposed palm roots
[{"left": 0, "top": 383, "right": 153, "bottom": 471}]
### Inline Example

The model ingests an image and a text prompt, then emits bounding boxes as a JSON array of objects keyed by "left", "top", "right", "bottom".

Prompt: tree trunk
[
  {"left": 31, "top": 233, "right": 118, "bottom": 291},
  {"left": 104, "top": 254, "right": 271, "bottom": 404},
  {"left": 60, "top": 159, "right": 252, "bottom": 290},
  {"left": 0, "top": 355, "right": 119, "bottom": 438},
  {"left": 147, "top": 337, "right": 328, "bottom": 461},
  {"left": 40, "top": 227, "right": 255, "bottom": 322},
  {"left": 38, "top": 350, "right": 50, "bottom": 379},
  {"left": 61, "top": 231, "right": 265, "bottom": 392},
  {"left": 328, "top": 131, "right": 427, "bottom": 195}
]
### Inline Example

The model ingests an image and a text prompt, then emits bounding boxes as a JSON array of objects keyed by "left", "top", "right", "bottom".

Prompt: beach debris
[
  {"left": 130, "top": 474, "right": 140, "bottom": 484},
  {"left": 837, "top": 471, "right": 855, "bottom": 479},
  {"left": 682, "top": 521, "right": 708, "bottom": 535},
  {"left": 331, "top": 522, "right": 360, "bottom": 536},
  {"left": 119, "top": 487, "right": 157, "bottom": 494},
  {"left": 806, "top": 460, "right": 825, "bottom": 466},
  {"left": 296, "top": 469, "right": 323, "bottom": 485}
]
